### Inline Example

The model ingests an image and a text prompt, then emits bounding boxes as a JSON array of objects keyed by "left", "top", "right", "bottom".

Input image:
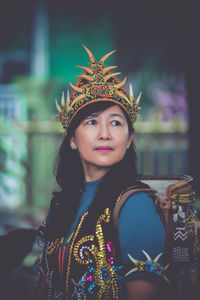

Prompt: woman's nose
[{"left": 98, "top": 123, "right": 111, "bottom": 140}]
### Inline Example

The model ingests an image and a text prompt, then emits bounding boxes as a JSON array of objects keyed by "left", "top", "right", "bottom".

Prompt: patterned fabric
[
  {"left": 41, "top": 184, "right": 167, "bottom": 299},
  {"left": 164, "top": 196, "right": 200, "bottom": 298},
  {"left": 67, "top": 208, "right": 124, "bottom": 299},
  {"left": 41, "top": 208, "right": 124, "bottom": 299}
]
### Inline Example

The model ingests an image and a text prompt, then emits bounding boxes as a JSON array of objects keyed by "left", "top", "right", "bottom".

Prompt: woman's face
[{"left": 70, "top": 105, "right": 134, "bottom": 180}]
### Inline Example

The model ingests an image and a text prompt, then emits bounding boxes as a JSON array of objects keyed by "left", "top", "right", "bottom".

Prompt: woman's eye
[
  {"left": 87, "top": 119, "right": 96, "bottom": 125},
  {"left": 111, "top": 120, "right": 121, "bottom": 126}
]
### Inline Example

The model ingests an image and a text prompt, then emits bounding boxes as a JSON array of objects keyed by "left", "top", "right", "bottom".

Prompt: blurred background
[{"left": 0, "top": 0, "right": 200, "bottom": 297}]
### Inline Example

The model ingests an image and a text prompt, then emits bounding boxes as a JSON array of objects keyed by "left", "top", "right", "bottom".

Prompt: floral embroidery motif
[{"left": 73, "top": 208, "right": 123, "bottom": 299}]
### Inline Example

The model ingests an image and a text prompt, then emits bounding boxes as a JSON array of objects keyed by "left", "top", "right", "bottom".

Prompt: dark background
[{"left": 0, "top": 0, "right": 199, "bottom": 194}]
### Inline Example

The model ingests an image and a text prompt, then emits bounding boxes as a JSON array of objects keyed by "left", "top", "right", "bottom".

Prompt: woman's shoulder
[
  {"left": 119, "top": 191, "right": 157, "bottom": 219},
  {"left": 118, "top": 188, "right": 166, "bottom": 265},
  {"left": 113, "top": 179, "right": 155, "bottom": 225},
  {"left": 118, "top": 179, "right": 154, "bottom": 202},
  {"left": 117, "top": 180, "right": 165, "bottom": 240}
]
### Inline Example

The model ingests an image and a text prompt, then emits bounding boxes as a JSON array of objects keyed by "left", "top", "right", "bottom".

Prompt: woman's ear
[
  {"left": 127, "top": 128, "right": 135, "bottom": 148},
  {"left": 70, "top": 135, "right": 77, "bottom": 150}
]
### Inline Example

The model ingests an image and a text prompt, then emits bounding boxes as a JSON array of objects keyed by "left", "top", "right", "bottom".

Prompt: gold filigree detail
[{"left": 73, "top": 208, "right": 119, "bottom": 299}]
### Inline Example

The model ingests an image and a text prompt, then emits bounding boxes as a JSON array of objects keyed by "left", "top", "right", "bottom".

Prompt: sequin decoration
[
  {"left": 46, "top": 238, "right": 60, "bottom": 255},
  {"left": 44, "top": 251, "right": 54, "bottom": 299},
  {"left": 170, "top": 192, "right": 195, "bottom": 204},
  {"left": 73, "top": 208, "right": 123, "bottom": 299},
  {"left": 53, "top": 291, "right": 65, "bottom": 300},
  {"left": 71, "top": 272, "right": 87, "bottom": 300},
  {"left": 185, "top": 207, "right": 199, "bottom": 236},
  {"left": 65, "top": 212, "right": 89, "bottom": 297}
]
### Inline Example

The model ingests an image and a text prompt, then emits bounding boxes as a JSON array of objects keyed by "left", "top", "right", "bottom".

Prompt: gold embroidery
[
  {"left": 66, "top": 231, "right": 74, "bottom": 244},
  {"left": 115, "top": 185, "right": 137, "bottom": 204},
  {"left": 65, "top": 211, "right": 88, "bottom": 299},
  {"left": 73, "top": 208, "right": 119, "bottom": 299},
  {"left": 73, "top": 235, "right": 95, "bottom": 264},
  {"left": 46, "top": 238, "right": 60, "bottom": 255}
]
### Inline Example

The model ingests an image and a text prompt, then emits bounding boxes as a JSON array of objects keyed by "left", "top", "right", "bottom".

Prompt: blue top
[
  {"left": 66, "top": 179, "right": 101, "bottom": 241},
  {"left": 118, "top": 191, "right": 166, "bottom": 282},
  {"left": 63, "top": 179, "right": 166, "bottom": 283},
  {"left": 59, "top": 179, "right": 101, "bottom": 257}
]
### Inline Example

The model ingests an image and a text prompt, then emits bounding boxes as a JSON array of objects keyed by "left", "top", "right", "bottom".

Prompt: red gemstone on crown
[{"left": 93, "top": 87, "right": 99, "bottom": 92}]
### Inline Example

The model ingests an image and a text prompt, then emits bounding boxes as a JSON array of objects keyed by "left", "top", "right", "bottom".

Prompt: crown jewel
[{"left": 55, "top": 45, "right": 141, "bottom": 131}]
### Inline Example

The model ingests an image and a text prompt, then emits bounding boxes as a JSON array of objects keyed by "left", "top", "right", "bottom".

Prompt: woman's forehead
[{"left": 85, "top": 105, "right": 126, "bottom": 119}]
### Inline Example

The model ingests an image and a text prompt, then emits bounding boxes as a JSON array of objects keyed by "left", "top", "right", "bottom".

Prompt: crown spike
[
  {"left": 77, "top": 74, "right": 93, "bottom": 81},
  {"left": 71, "top": 93, "right": 86, "bottom": 106},
  {"left": 104, "top": 72, "right": 121, "bottom": 82},
  {"left": 129, "top": 83, "right": 134, "bottom": 102},
  {"left": 100, "top": 50, "right": 116, "bottom": 63},
  {"left": 115, "top": 90, "right": 131, "bottom": 104},
  {"left": 55, "top": 99, "right": 62, "bottom": 113},
  {"left": 128, "top": 253, "right": 139, "bottom": 265},
  {"left": 125, "top": 267, "right": 138, "bottom": 277},
  {"left": 82, "top": 44, "right": 95, "bottom": 63},
  {"left": 69, "top": 82, "right": 82, "bottom": 93},
  {"left": 114, "top": 77, "right": 127, "bottom": 89},
  {"left": 154, "top": 252, "right": 163, "bottom": 263},
  {"left": 66, "top": 90, "right": 70, "bottom": 108},
  {"left": 75, "top": 65, "right": 93, "bottom": 74},
  {"left": 57, "top": 46, "right": 140, "bottom": 131},
  {"left": 102, "top": 66, "right": 118, "bottom": 74},
  {"left": 163, "top": 275, "right": 170, "bottom": 284},
  {"left": 135, "top": 92, "right": 142, "bottom": 106},
  {"left": 61, "top": 91, "right": 65, "bottom": 107},
  {"left": 142, "top": 250, "right": 151, "bottom": 261}
]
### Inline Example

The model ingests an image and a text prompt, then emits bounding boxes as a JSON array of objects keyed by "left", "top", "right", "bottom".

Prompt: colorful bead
[
  {"left": 69, "top": 208, "right": 121, "bottom": 299},
  {"left": 126, "top": 251, "right": 169, "bottom": 284},
  {"left": 46, "top": 238, "right": 60, "bottom": 255},
  {"left": 71, "top": 272, "right": 87, "bottom": 299},
  {"left": 65, "top": 211, "right": 89, "bottom": 297}
]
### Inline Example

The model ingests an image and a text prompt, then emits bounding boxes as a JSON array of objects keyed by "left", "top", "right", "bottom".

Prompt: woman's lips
[{"left": 96, "top": 146, "right": 112, "bottom": 153}]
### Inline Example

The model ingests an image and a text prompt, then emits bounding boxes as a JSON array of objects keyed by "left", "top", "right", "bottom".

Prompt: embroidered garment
[{"left": 40, "top": 182, "right": 166, "bottom": 299}]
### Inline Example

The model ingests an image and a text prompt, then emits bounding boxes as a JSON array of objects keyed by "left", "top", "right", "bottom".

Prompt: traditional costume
[{"left": 38, "top": 45, "right": 200, "bottom": 299}]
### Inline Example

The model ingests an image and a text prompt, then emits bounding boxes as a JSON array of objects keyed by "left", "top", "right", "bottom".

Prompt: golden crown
[{"left": 55, "top": 45, "right": 141, "bottom": 132}]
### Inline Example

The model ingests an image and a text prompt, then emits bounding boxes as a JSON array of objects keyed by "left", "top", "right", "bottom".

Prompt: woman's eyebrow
[
  {"left": 85, "top": 112, "right": 102, "bottom": 119},
  {"left": 109, "top": 113, "right": 125, "bottom": 120}
]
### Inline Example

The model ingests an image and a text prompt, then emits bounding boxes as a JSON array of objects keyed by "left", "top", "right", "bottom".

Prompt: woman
[{"left": 36, "top": 45, "right": 168, "bottom": 300}]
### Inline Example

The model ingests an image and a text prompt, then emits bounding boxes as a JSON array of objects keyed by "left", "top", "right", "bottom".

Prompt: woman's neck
[{"left": 83, "top": 164, "right": 110, "bottom": 182}]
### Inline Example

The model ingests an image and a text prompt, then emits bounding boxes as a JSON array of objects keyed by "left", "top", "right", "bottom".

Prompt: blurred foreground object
[{"left": 0, "top": 228, "right": 36, "bottom": 271}]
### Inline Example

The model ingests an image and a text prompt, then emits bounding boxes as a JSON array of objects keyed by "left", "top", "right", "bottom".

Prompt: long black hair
[{"left": 38, "top": 102, "right": 139, "bottom": 241}]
